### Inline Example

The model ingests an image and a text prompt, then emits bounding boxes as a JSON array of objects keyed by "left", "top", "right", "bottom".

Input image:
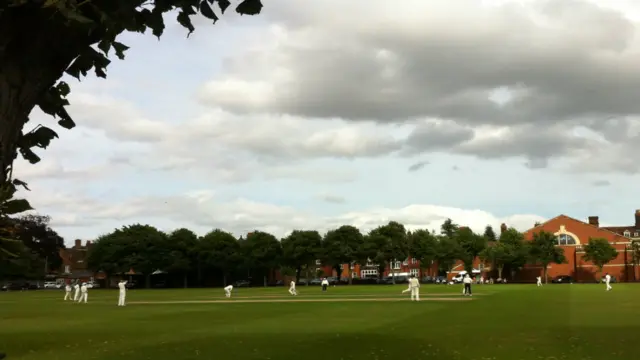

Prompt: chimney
[
  {"left": 74, "top": 239, "right": 81, "bottom": 248},
  {"left": 500, "top": 223, "right": 507, "bottom": 234},
  {"left": 86, "top": 240, "right": 92, "bottom": 247},
  {"left": 588, "top": 216, "right": 599, "bottom": 227},
  {"left": 636, "top": 210, "right": 640, "bottom": 228}
]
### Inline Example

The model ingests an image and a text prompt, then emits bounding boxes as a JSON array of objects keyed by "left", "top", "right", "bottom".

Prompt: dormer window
[
  {"left": 623, "top": 231, "right": 631, "bottom": 238},
  {"left": 634, "top": 232, "right": 639, "bottom": 238}
]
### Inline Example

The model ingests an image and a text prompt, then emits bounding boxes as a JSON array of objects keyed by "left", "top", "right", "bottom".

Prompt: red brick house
[
  {"left": 521, "top": 214, "right": 633, "bottom": 283},
  {"left": 599, "top": 209, "right": 640, "bottom": 240},
  {"left": 57, "top": 239, "right": 103, "bottom": 283}
]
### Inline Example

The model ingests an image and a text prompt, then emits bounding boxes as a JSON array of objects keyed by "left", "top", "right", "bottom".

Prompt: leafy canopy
[{"left": 582, "top": 237, "right": 618, "bottom": 271}]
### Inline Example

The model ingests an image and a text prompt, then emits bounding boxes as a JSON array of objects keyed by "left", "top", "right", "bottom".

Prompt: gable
[{"left": 523, "top": 215, "right": 628, "bottom": 244}]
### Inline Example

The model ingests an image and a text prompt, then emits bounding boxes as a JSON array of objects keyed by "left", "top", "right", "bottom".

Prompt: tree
[
  {"left": 166, "top": 228, "right": 198, "bottom": 288},
  {"left": 0, "top": 180, "right": 33, "bottom": 257},
  {"left": 630, "top": 240, "right": 640, "bottom": 281},
  {"left": 408, "top": 229, "right": 437, "bottom": 277},
  {"left": 87, "top": 232, "right": 129, "bottom": 284},
  {"left": 483, "top": 225, "right": 497, "bottom": 242},
  {"left": 0, "top": 0, "right": 264, "bottom": 210},
  {"left": 499, "top": 227, "right": 528, "bottom": 279},
  {"left": 11, "top": 214, "right": 65, "bottom": 272},
  {"left": 321, "top": 225, "right": 364, "bottom": 283},
  {"left": 582, "top": 238, "right": 618, "bottom": 280},
  {"left": 362, "top": 231, "right": 390, "bottom": 279},
  {"left": 244, "top": 231, "right": 282, "bottom": 286},
  {"left": 369, "top": 221, "right": 408, "bottom": 283},
  {"left": 198, "top": 229, "right": 240, "bottom": 286},
  {"left": 440, "top": 218, "right": 459, "bottom": 239},
  {"left": 281, "top": 230, "right": 323, "bottom": 283},
  {"left": 529, "top": 231, "right": 566, "bottom": 284},
  {"left": 113, "top": 224, "right": 170, "bottom": 288},
  {"left": 435, "top": 236, "right": 462, "bottom": 275},
  {"left": 456, "top": 227, "right": 486, "bottom": 273},
  {"left": 479, "top": 242, "right": 509, "bottom": 279}
]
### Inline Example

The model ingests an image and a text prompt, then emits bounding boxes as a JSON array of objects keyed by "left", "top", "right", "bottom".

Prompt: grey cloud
[
  {"left": 408, "top": 160, "right": 429, "bottom": 172},
  {"left": 592, "top": 180, "right": 611, "bottom": 187},
  {"left": 402, "top": 121, "right": 475, "bottom": 155},
  {"left": 317, "top": 194, "right": 346, "bottom": 204}
]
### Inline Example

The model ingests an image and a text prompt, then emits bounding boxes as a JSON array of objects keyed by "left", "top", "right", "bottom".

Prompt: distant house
[
  {"left": 57, "top": 239, "right": 103, "bottom": 283},
  {"left": 597, "top": 210, "right": 640, "bottom": 240}
]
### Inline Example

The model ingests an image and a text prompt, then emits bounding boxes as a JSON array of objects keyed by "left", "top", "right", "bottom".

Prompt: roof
[{"left": 523, "top": 214, "right": 629, "bottom": 242}]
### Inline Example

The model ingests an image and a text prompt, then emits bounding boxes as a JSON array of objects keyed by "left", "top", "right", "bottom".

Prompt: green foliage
[
  {"left": 479, "top": 242, "right": 509, "bottom": 278},
  {"left": 483, "top": 225, "right": 497, "bottom": 242},
  {"left": 198, "top": 229, "right": 240, "bottom": 276},
  {"left": 435, "top": 236, "right": 462, "bottom": 273},
  {"left": 244, "top": 231, "right": 282, "bottom": 272},
  {"left": 499, "top": 227, "right": 529, "bottom": 272},
  {"left": 456, "top": 227, "right": 487, "bottom": 272},
  {"left": 281, "top": 230, "right": 323, "bottom": 281},
  {"left": 529, "top": 231, "right": 566, "bottom": 283},
  {"left": 631, "top": 240, "right": 640, "bottom": 265},
  {"left": 408, "top": 229, "right": 437, "bottom": 275},
  {"left": 11, "top": 214, "right": 65, "bottom": 271},
  {"left": 322, "top": 225, "right": 364, "bottom": 273},
  {"left": 440, "top": 218, "right": 459, "bottom": 239},
  {"left": 0, "top": 0, "right": 264, "bottom": 206},
  {"left": 166, "top": 228, "right": 199, "bottom": 286},
  {"left": 582, "top": 238, "right": 618, "bottom": 273}
]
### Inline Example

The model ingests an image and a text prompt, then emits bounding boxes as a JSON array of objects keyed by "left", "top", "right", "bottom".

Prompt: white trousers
[
  {"left": 78, "top": 293, "right": 87, "bottom": 303},
  {"left": 402, "top": 287, "right": 411, "bottom": 294},
  {"left": 64, "top": 291, "right": 72, "bottom": 300},
  {"left": 118, "top": 292, "right": 126, "bottom": 306},
  {"left": 606, "top": 282, "right": 612, "bottom": 291},
  {"left": 73, "top": 291, "right": 80, "bottom": 301},
  {"left": 537, "top": 281, "right": 542, "bottom": 286},
  {"left": 225, "top": 290, "right": 231, "bottom": 298},
  {"left": 288, "top": 288, "right": 297, "bottom": 295},
  {"left": 410, "top": 287, "right": 420, "bottom": 301}
]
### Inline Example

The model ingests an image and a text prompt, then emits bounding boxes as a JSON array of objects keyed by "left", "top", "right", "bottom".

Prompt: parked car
[
  {"left": 125, "top": 281, "right": 136, "bottom": 289},
  {"left": 308, "top": 278, "right": 322, "bottom": 285},
  {"left": 551, "top": 275, "right": 573, "bottom": 284},
  {"left": 234, "top": 280, "right": 251, "bottom": 287},
  {"left": 43, "top": 281, "right": 58, "bottom": 289}
]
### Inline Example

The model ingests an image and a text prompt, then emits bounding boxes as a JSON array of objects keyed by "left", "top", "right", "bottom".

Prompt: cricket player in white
[
  {"left": 401, "top": 282, "right": 411, "bottom": 294},
  {"left": 77, "top": 283, "right": 88, "bottom": 303},
  {"left": 536, "top": 276, "right": 542, "bottom": 287},
  {"left": 118, "top": 280, "right": 127, "bottom": 306},
  {"left": 224, "top": 284, "right": 233, "bottom": 298},
  {"left": 321, "top": 278, "right": 329, "bottom": 292},
  {"left": 288, "top": 280, "right": 297, "bottom": 296},
  {"left": 463, "top": 274, "right": 472, "bottom": 296},
  {"left": 604, "top": 273, "right": 612, "bottom": 291},
  {"left": 64, "top": 283, "right": 73, "bottom": 301},
  {"left": 73, "top": 282, "right": 80, "bottom": 301},
  {"left": 408, "top": 275, "right": 420, "bottom": 301}
]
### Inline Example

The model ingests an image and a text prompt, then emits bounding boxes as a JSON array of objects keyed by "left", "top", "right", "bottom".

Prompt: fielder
[
  {"left": 288, "top": 280, "right": 297, "bottom": 296},
  {"left": 401, "top": 282, "right": 411, "bottom": 294},
  {"left": 321, "top": 278, "right": 329, "bottom": 292},
  {"left": 77, "top": 282, "right": 88, "bottom": 303},
  {"left": 118, "top": 280, "right": 127, "bottom": 306},
  {"left": 408, "top": 274, "right": 420, "bottom": 301},
  {"left": 224, "top": 284, "right": 233, "bottom": 298},
  {"left": 536, "top": 276, "right": 542, "bottom": 287},
  {"left": 73, "top": 282, "right": 80, "bottom": 301},
  {"left": 64, "top": 283, "right": 72, "bottom": 301},
  {"left": 604, "top": 273, "right": 612, "bottom": 291}
]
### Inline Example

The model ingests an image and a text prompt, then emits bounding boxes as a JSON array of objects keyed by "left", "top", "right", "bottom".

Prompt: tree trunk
[
  {"left": 390, "top": 260, "right": 396, "bottom": 284},
  {"left": 263, "top": 275, "right": 267, "bottom": 287},
  {"left": 183, "top": 273, "right": 188, "bottom": 289},
  {"left": 497, "top": 266, "right": 503, "bottom": 279},
  {"left": 223, "top": 273, "right": 227, "bottom": 287},
  {"left": 543, "top": 265, "right": 548, "bottom": 284},
  {"left": 145, "top": 274, "right": 151, "bottom": 288},
  {"left": 295, "top": 266, "right": 301, "bottom": 283}
]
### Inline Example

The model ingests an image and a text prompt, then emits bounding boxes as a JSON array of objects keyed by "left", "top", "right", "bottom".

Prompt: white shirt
[
  {"left": 321, "top": 279, "right": 329, "bottom": 286},
  {"left": 605, "top": 275, "right": 611, "bottom": 283},
  {"left": 409, "top": 278, "right": 420, "bottom": 288},
  {"left": 80, "top": 285, "right": 87, "bottom": 293},
  {"left": 537, "top": 276, "right": 541, "bottom": 281},
  {"left": 74, "top": 284, "right": 80, "bottom": 292},
  {"left": 290, "top": 281, "right": 295, "bottom": 288},
  {"left": 65, "top": 285, "right": 71, "bottom": 292},
  {"left": 463, "top": 276, "right": 472, "bottom": 284},
  {"left": 224, "top": 285, "right": 233, "bottom": 291},
  {"left": 118, "top": 282, "right": 127, "bottom": 292}
]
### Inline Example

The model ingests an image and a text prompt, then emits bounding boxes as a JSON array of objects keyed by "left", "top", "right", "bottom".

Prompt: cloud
[
  {"left": 317, "top": 194, "right": 346, "bottom": 204},
  {"left": 591, "top": 180, "right": 611, "bottom": 187},
  {"left": 407, "top": 161, "right": 429, "bottom": 172}
]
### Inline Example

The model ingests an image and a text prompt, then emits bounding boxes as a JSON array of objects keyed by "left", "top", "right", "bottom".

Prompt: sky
[{"left": 14, "top": 0, "right": 640, "bottom": 245}]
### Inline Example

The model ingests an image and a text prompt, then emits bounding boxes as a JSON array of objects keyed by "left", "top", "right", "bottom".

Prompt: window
[
  {"left": 393, "top": 261, "right": 401, "bottom": 270},
  {"left": 556, "top": 234, "right": 577, "bottom": 245},
  {"left": 350, "top": 262, "right": 355, "bottom": 269},
  {"left": 403, "top": 258, "right": 408, "bottom": 266},
  {"left": 361, "top": 269, "right": 378, "bottom": 278},
  {"left": 409, "top": 269, "right": 419, "bottom": 277},
  {"left": 624, "top": 231, "right": 631, "bottom": 238},
  {"left": 411, "top": 258, "right": 417, "bottom": 264},
  {"left": 634, "top": 232, "right": 639, "bottom": 238},
  {"left": 352, "top": 272, "right": 358, "bottom": 279},
  {"left": 64, "top": 265, "right": 70, "bottom": 274},
  {"left": 315, "top": 259, "right": 321, "bottom": 265}
]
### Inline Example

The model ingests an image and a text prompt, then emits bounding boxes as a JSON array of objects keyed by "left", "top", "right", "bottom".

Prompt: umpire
[{"left": 463, "top": 274, "right": 472, "bottom": 296}]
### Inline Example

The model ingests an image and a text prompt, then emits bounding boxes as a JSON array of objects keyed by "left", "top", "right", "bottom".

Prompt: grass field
[{"left": 0, "top": 283, "right": 637, "bottom": 360}]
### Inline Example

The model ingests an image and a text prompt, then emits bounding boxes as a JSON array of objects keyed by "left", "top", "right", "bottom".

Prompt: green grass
[{"left": 0, "top": 284, "right": 636, "bottom": 360}]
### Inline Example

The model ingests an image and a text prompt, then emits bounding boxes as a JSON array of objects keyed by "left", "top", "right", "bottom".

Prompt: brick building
[
  {"left": 57, "top": 239, "right": 102, "bottom": 283},
  {"left": 521, "top": 214, "right": 635, "bottom": 283},
  {"left": 599, "top": 209, "right": 640, "bottom": 240}
]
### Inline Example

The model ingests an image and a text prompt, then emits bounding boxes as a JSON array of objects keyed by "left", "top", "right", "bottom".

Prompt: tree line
[{"left": 86, "top": 219, "right": 627, "bottom": 288}]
